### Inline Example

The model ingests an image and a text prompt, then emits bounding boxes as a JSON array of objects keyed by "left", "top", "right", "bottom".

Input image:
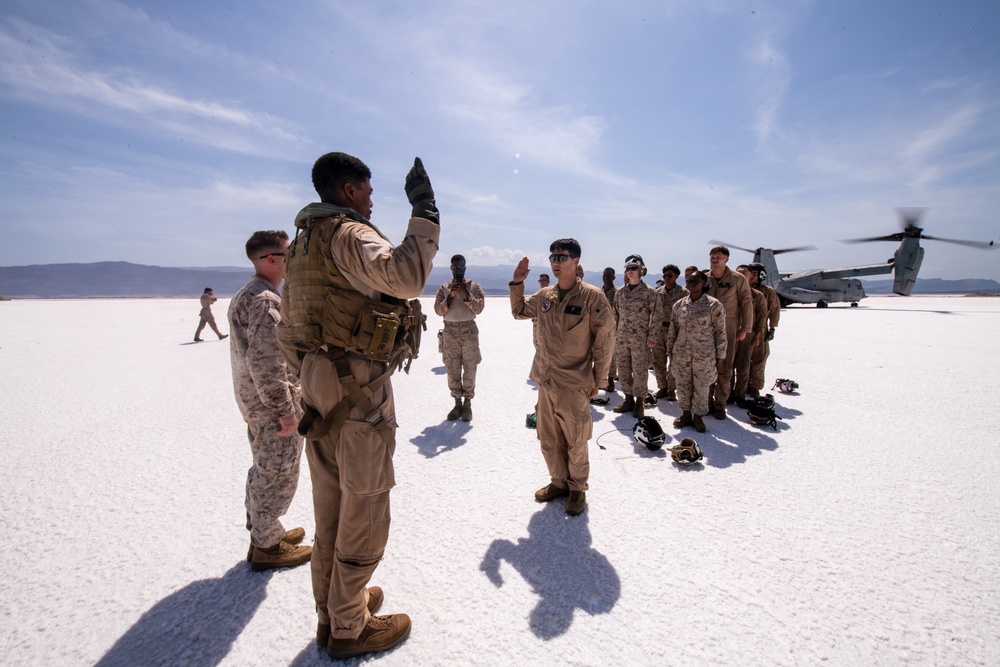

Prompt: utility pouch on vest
[{"left": 363, "top": 311, "right": 400, "bottom": 362}]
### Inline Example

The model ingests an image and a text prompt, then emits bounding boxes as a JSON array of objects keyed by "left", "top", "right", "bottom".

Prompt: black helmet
[
  {"left": 746, "top": 394, "right": 781, "bottom": 430},
  {"left": 633, "top": 416, "right": 666, "bottom": 450},
  {"left": 670, "top": 437, "right": 703, "bottom": 464},
  {"left": 747, "top": 262, "right": 767, "bottom": 284}
]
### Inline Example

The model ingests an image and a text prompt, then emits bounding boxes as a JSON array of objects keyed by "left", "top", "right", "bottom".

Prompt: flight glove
[{"left": 404, "top": 157, "right": 439, "bottom": 224}]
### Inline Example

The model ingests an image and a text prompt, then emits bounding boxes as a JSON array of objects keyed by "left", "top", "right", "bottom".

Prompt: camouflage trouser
[
  {"left": 443, "top": 320, "right": 481, "bottom": 399},
  {"left": 733, "top": 335, "right": 754, "bottom": 399},
  {"left": 750, "top": 339, "right": 770, "bottom": 392},
  {"left": 651, "top": 323, "right": 676, "bottom": 392},
  {"left": 671, "top": 352, "right": 717, "bottom": 417},
  {"left": 245, "top": 420, "right": 304, "bottom": 549},
  {"left": 616, "top": 340, "right": 650, "bottom": 398}
]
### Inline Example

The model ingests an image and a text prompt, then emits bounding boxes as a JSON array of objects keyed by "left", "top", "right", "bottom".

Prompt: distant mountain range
[{"left": 1, "top": 261, "right": 998, "bottom": 298}]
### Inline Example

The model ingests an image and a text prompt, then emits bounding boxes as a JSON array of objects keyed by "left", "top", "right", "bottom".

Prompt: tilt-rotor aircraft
[{"left": 713, "top": 208, "right": 995, "bottom": 308}]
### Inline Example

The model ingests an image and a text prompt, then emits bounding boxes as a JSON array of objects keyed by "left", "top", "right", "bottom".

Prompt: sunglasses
[{"left": 548, "top": 254, "right": 574, "bottom": 263}]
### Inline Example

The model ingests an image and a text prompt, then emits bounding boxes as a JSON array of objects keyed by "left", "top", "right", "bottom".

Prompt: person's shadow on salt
[
  {"left": 94, "top": 563, "right": 271, "bottom": 667},
  {"left": 480, "top": 505, "right": 620, "bottom": 640},
  {"left": 410, "top": 421, "right": 471, "bottom": 458}
]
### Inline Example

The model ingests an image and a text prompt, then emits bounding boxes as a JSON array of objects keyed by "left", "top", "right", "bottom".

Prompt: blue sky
[{"left": 2, "top": 0, "right": 999, "bottom": 279}]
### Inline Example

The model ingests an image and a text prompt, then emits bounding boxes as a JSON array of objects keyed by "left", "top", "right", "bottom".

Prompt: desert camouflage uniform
[
  {"left": 603, "top": 283, "right": 618, "bottom": 383},
  {"left": 734, "top": 287, "right": 768, "bottom": 399},
  {"left": 510, "top": 278, "right": 615, "bottom": 492},
  {"left": 613, "top": 281, "right": 662, "bottom": 399},
  {"left": 750, "top": 283, "right": 781, "bottom": 392},
  {"left": 434, "top": 279, "right": 485, "bottom": 399},
  {"left": 651, "top": 284, "right": 688, "bottom": 393},
  {"left": 228, "top": 275, "right": 303, "bottom": 550},
  {"left": 706, "top": 267, "right": 753, "bottom": 409},
  {"left": 195, "top": 291, "right": 224, "bottom": 338},
  {"left": 666, "top": 294, "right": 727, "bottom": 417}
]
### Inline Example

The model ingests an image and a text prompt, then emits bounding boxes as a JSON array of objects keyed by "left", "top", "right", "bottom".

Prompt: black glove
[
  {"left": 766, "top": 328, "right": 775, "bottom": 341},
  {"left": 404, "top": 157, "right": 439, "bottom": 224}
]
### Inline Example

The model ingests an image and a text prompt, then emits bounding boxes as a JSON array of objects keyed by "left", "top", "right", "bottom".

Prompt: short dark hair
[
  {"left": 450, "top": 254, "right": 466, "bottom": 265},
  {"left": 662, "top": 264, "right": 680, "bottom": 275},
  {"left": 312, "top": 152, "right": 372, "bottom": 202},
  {"left": 246, "top": 230, "right": 290, "bottom": 260},
  {"left": 538, "top": 273, "right": 550, "bottom": 281},
  {"left": 686, "top": 269, "right": 708, "bottom": 285},
  {"left": 550, "top": 238, "right": 581, "bottom": 258},
  {"left": 203, "top": 287, "right": 213, "bottom": 294},
  {"left": 710, "top": 245, "right": 730, "bottom": 257},
  {"left": 736, "top": 264, "right": 748, "bottom": 271}
]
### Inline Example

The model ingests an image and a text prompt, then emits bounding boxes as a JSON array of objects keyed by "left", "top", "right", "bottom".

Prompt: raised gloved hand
[{"left": 404, "top": 157, "right": 439, "bottom": 224}]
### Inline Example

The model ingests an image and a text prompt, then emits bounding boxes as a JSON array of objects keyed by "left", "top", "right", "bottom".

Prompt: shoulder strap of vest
[{"left": 297, "top": 348, "right": 396, "bottom": 451}]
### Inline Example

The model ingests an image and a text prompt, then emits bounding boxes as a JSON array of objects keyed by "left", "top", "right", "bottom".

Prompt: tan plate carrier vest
[{"left": 282, "top": 213, "right": 426, "bottom": 447}]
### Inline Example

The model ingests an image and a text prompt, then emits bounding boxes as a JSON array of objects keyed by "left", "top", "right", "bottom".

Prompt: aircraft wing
[{"left": 786, "top": 262, "right": 894, "bottom": 281}]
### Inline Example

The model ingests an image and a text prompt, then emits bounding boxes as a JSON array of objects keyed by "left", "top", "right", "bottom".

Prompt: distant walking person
[
  {"left": 601, "top": 267, "right": 619, "bottom": 393},
  {"left": 510, "top": 239, "right": 615, "bottom": 516},
  {"left": 434, "top": 254, "right": 485, "bottom": 421},
  {"left": 228, "top": 230, "right": 310, "bottom": 572},
  {"left": 194, "top": 287, "right": 228, "bottom": 341}
]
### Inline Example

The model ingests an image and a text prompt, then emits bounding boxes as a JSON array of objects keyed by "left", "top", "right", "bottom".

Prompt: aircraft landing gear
[
  {"left": 851, "top": 302, "right": 859, "bottom": 307},
  {"left": 817, "top": 300, "right": 828, "bottom": 308}
]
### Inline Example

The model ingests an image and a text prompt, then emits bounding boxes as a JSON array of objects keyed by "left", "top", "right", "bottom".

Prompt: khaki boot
[
  {"left": 316, "top": 587, "right": 384, "bottom": 649},
  {"left": 613, "top": 395, "right": 635, "bottom": 413},
  {"left": 631, "top": 401, "right": 644, "bottom": 418},
  {"left": 693, "top": 413, "right": 706, "bottom": 433},
  {"left": 461, "top": 397, "right": 473, "bottom": 422},
  {"left": 326, "top": 613, "right": 412, "bottom": 660},
  {"left": 565, "top": 490, "right": 587, "bottom": 516},
  {"left": 713, "top": 404, "right": 727, "bottom": 420},
  {"left": 446, "top": 398, "right": 463, "bottom": 421},
  {"left": 605, "top": 376, "right": 616, "bottom": 393},
  {"left": 673, "top": 411, "right": 693, "bottom": 428},
  {"left": 534, "top": 483, "right": 570, "bottom": 503},
  {"left": 246, "top": 526, "right": 306, "bottom": 562},
  {"left": 250, "top": 540, "right": 312, "bottom": 572}
]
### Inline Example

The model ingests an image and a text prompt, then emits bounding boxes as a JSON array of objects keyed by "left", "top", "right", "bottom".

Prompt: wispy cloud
[{"left": 0, "top": 18, "right": 303, "bottom": 153}]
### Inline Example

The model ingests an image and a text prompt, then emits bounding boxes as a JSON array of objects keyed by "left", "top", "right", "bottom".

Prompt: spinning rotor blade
[
  {"left": 708, "top": 240, "right": 756, "bottom": 254},
  {"left": 772, "top": 245, "right": 818, "bottom": 255},
  {"left": 840, "top": 234, "right": 904, "bottom": 244},
  {"left": 919, "top": 234, "right": 997, "bottom": 250},
  {"left": 708, "top": 241, "right": 817, "bottom": 255}
]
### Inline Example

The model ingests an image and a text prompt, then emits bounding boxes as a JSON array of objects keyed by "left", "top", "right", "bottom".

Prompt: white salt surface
[{"left": 1, "top": 295, "right": 999, "bottom": 666}]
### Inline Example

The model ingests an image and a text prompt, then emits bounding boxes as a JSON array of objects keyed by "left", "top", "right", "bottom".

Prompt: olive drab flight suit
[
  {"left": 706, "top": 267, "right": 753, "bottom": 409},
  {"left": 279, "top": 204, "right": 439, "bottom": 641},
  {"left": 229, "top": 275, "right": 303, "bottom": 550},
  {"left": 603, "top": 282, "right": 618, "bottom": 386},
  {"left": 510, "top": 279, "right": 615, "bottom": 492},
  {"left": 666, "top": 294, "right": 727, "bottom": 418}
]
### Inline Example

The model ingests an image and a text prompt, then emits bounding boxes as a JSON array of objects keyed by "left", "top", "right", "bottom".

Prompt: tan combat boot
[
  {"left": 246, "top": 526, "right": 306, "bottom": 562},
  {"left": 673, "top": 411, "right": 693, "bottom": 428},
  {"left": 316, "top": 587, "right": 384, "bottom": 649},
  {"left": 565, "top": 491, "right": 587, "bottom": 516},
  {"left": 693, "top": 413, "right": 707, "bottom": 433},
  {"left": 446, "top": 398, "right": 463, "bottom": 421},
  {"left": 535, "top": 483, "right": 570, "bottom": 503},
  {"left": 461, "top": 397, "right": 472, "bottom": 422},
  {"left": 613, "top": 395, "right": 635, "bottom": 414},
  {"left": 326, "top": 613, "right": 412, "bottom": 660},
  {"left": 631, "top": 400, "right": 644, "bottom": 418},
  {"left": 249, "top": 540, "right": 312, "bottom": 572}
]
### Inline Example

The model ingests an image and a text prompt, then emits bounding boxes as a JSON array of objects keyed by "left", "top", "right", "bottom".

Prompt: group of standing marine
[
  {"left": 217, "top": 150, "right": 781, "bottom": 661},
  {"left": 594, "top": 248, "right": 780, "bottom": 433}
]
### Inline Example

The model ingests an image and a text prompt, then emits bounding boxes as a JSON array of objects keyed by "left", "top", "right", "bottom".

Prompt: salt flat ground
[{"left": 1, "top": 295, "right": 998, "bottom": 666}]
